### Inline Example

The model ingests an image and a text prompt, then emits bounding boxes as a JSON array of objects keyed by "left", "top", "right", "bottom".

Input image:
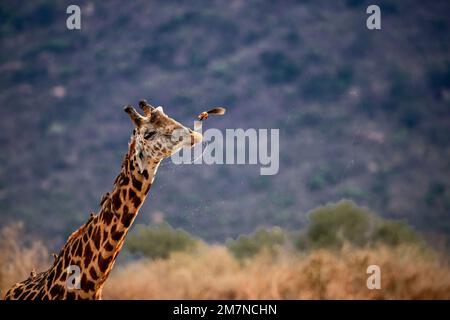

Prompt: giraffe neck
[
  {"left": 95, "top": 145, "right": 161, "bottom": 282},
  {"left": 51, "top": 137, "right": 161, "bottom": 298}
]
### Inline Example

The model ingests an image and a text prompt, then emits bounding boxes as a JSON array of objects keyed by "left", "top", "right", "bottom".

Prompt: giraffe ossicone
[{"left": 4, "top": 100, "right": 203, "bottom": 300}]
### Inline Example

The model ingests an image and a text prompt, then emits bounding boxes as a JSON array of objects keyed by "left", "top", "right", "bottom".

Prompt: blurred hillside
[{"left": 0, "top": 0, "right": 449, "bottom": 248}]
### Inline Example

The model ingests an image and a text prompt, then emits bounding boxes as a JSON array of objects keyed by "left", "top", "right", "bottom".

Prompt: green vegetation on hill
[
  {"left": 227, "top": 227, "right": 287, "bottom": 259},
  {"left": 126, "top": 223, "right": 198, "bottom": 259},
  {"left": 296, "top": 200, "right": 421, "bottom": 250},
  {"left": 126, "top": 201, "right": 422, "bottom": 260}
]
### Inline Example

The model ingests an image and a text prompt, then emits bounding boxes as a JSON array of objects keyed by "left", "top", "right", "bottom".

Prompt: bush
[
  {"left": 295, "top": 200, "right": 421, "bottom": 250},
  {"left": 125, "top": 223, "right": 198, "bottom": 259},
  {"left": 372, "top": 220, "right": 420, "bottom": 246},
  {"left": 226, "top": 227, "right": 286, "bottom": 259},
  {"left": 306, "top": 166, "right": 341, "bottom": 192}
]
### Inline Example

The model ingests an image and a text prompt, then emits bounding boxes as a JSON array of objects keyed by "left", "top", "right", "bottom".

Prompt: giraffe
[{"left": 4, "top": 100, "right": 203, "bottom": 300}]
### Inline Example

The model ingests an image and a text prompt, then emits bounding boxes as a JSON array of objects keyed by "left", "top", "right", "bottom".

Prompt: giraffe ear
[{"left": 124, "top": 105, "right": 144, "bottom": 127}]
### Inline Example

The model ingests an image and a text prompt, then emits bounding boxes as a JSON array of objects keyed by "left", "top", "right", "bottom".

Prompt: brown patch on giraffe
[
  {"left": 120, "top": 176, "right": 130, "bottom": 186},
  {"left": 14, "top": 287, "right": 23, "bottom": 299},
  {"left": 104, "top": 241, "right": 114, "bottom": 251},
  {"left": 98, "top": 253, "right": 112, "bottom": 273},
  {"left": 87, "top": 223, "right": 93, "bottom": 236},
  {"left": 35, "top": 290, "right": 45, "bottom": 300},
  {"left": 75, "top": 239, "right": 83, "bottom": 256},
  {"left": 73, "top": 237, "right": 80, "bottom": 250},
  {"left": 89, "top": 266, "right": 99, "bottom": 280},
  {"left": 83, "top": 243, "right": 93, "bottom": 268},
  {"left": 128, "top": 188, "right": 142, "bottom": 208},
  {"left": 25, "top": 281, "right": 35, "bottom": 290},
  {"left": 121, "top": 205, "right": 134, "bottom": 227},
  {"left": 128, "top": 188, "right": 137, "bottom": 200},
  {"left": 142, "top": 169, "right": 149, "bottom": 179},
  {"left": 63, "top": 248, "right": 71, "bottom": 269},
  {"left": 134, "top": 196, "right": 142, "bottom": 208},
  {"left": 131, "top": 175, "right": 143, "bottom": 191},
  {"left": 70, "top": 241, "right": 78, "bottom": 256},
  {"left": 111, "top": 229, "right": 124, "bottom": 241},
  {"left": 48, "top": 269, "right": 56, "bottom": 286},
  {"left": 49, "top": 283, "right": 63, "bottom": 297},
  {"left": 22, "top": 291, "right": 33, "bottom": 300},
  {"left": 55, "top": 260, "right": 63, "bottom": 278},
  {"left": 92, "top": 227, "right": 101, "bottom": 250},
  {"left": 81, "top": 273, "right": 95, "bottom": 292},
  {"left": 112, "top": 191, "right": 122, "bottom": 211},
  {"left": 46, "top": 278, "right": 52, "bottom": 292},
  {"left": 102, "top": 209, "right": 113, "bottom": 225},
  {"left": 30, "top": 291, "right": 41, "bottom": 300}
]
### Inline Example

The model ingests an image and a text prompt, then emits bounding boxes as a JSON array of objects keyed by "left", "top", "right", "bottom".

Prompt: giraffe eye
[{"left": 144, "top": 131, "right": 156, "bottom": 139}]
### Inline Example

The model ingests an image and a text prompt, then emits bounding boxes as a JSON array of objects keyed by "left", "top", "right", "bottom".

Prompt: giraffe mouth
[{"left": 189, "top": 129, "right": 203, "bottom": 146}]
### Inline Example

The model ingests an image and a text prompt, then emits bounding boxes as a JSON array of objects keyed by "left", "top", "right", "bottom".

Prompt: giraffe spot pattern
[
  {"left": 98, "top": 253, "right": 112, "bottom": 273},
  {"left": 132, "top": 175, "right": 142, "bottom": 191},
  {"left": 3, "top": 124, "right": 167, "bottom": 300}
]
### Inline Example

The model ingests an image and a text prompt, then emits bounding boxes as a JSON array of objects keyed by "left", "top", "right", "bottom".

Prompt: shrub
[
  {"left": 226, "top": 227, "right": 286, "bottom": 259},
  {"left": 306, "top": 166, "right": 341, "bottom": 192},
  {"left": 125, "top": 223, "right": 198, "bottom": 259},
  {"left": 296, "top": 200, "right": 421, "bottom": 250},
  {"left": 372, "top": 220, "right": 420, "bottom": 246},
  {"left": 306, "top": 173, "right": 326, "bottom": 191}
]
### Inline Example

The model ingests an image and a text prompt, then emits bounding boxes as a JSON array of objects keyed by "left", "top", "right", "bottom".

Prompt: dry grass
[
  {"left": 0, "top": 223, "right": 50, "bottom": 298},
  {"left": 103, "top": 244, "right": 450, "bottom": 300},
  {"left": 1, "top": 223, "right": 450, "bottom": 299}
]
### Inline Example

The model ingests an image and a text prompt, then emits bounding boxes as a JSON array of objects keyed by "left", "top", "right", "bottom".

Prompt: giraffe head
[{"left": 124, "top": 100, "right": 202, "bottom": 171}]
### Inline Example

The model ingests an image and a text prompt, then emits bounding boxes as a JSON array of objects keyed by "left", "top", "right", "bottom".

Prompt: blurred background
[{"left": 1, "top": 0, "right": 450, "bottom": 299}]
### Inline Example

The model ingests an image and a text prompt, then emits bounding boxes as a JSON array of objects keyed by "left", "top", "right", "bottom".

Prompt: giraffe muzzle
[{"left": 189, "top": 129, "right": 203, "bottom": 146}]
